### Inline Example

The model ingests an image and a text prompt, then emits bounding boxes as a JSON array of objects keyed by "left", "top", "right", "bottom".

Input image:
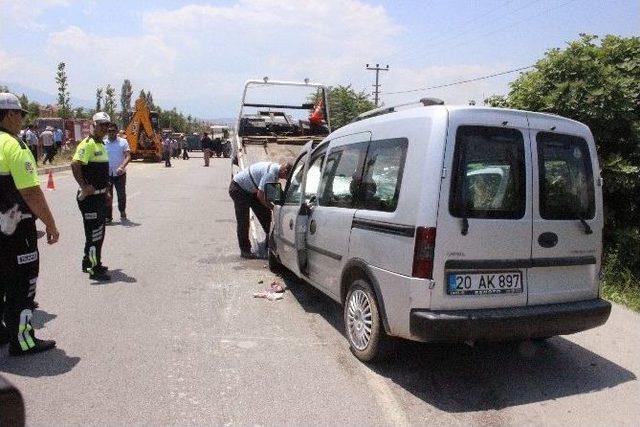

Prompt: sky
[{"left": 0, "top": 0, "right": 638, "bottom": 119}]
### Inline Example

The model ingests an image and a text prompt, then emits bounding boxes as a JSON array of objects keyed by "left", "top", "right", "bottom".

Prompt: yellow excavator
[{"left": 125, "top": 97, "right": 163, "bottom": 161}]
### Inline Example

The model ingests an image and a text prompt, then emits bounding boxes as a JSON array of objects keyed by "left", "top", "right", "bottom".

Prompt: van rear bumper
[{"left": 409, "top": 299, "right": 611, "bottom": 341}]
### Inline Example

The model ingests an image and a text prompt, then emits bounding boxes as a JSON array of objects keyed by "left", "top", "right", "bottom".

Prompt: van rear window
[
  {"left": 537, "top": 132, "right": 595, "bottom": 220},
  {"left": 449, "top": 126, "right": 526, "bottom": 219}
]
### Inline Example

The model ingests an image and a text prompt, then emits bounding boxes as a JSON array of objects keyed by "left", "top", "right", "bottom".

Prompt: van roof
[{"left": 329, "top": 105, "right": 590, "bottom": 140}]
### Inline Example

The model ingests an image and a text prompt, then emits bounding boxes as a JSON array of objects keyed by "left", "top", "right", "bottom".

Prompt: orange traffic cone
[{"left": 46, "top": 170, "right": 56, "bottom": 191}]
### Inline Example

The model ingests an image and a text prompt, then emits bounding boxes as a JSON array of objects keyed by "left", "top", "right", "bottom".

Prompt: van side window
[
  {"left": 318, "top": 143, "right": 367, "bottom": 208},
  {"left": 449, "top": 126, "right": 526, "bottom": 219},
  {"left": 537, "top": 132, "right": 595, "bottom": 220},
  {"left": 284, "top": 159, "right": 306, "bottom": 205},
  {"left": 304, "top": 151, "right": 326, "bottom": 203},
  {"left": 358, "top": 138, "right": 408, "bottom": 212}
]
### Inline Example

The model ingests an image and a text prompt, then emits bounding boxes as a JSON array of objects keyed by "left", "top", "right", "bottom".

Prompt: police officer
[
  {"left": 71, "top": 112, "right": 111, "bottom": 281},
  {"left": 0, "top": 93, "right": 59, "bottom": 356}
]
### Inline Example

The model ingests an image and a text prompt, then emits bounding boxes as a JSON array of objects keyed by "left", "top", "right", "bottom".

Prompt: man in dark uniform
[
  {"left": 0, "top": 92, "right": 59, "bottom": 356},
  {"left": 71, "top": 112, "right": 111, "bottom": 281}
]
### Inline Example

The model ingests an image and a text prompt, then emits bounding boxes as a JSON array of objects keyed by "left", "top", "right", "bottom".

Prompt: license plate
[{"left": 447, "top": 271, "right": 523, "bottom": 295}]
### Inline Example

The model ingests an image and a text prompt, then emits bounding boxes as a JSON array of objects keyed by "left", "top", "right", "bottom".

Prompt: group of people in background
[
  {"left": 18, "top": 124, "right": 67, "bottom": 165},
  {"left": 162, "top": 134, "right": 189, "bottom": 167}
]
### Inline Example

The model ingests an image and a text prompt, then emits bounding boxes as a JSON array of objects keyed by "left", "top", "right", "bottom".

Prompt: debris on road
[{"left": 253, "top": 281, "right": 285, "bottom": 301}]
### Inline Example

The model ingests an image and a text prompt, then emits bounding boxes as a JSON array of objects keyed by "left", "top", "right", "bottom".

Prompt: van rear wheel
[{"left": 344, "top": 279, "right": 391, "bottom": 362}]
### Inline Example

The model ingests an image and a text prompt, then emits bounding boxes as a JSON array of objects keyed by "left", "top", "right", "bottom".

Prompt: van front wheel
[{"left": 344, "top": 279, "right": 391, "bottom": 362}]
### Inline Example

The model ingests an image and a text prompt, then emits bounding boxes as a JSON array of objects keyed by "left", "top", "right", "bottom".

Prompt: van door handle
[
  {"left": 289, "top": 219, "right": 294, "bottom": 230},
  {"left": 309, "top": 220, "right": 317, "bottom": 234},
  {"left": 538, "top": 232, "right": 558, "bottom": 248}
]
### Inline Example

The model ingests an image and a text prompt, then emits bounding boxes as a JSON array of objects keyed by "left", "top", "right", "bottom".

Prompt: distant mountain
[
  {"left": 207, "top": 118, "right": 236, "bottom": 126},
  {"left": 0, "top": 81, "right": 93, "bottom": 108}
]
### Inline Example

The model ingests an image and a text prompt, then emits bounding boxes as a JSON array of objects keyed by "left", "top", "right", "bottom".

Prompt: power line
[{"left": 384, "top": 65, "right": 534, "bottom": 95}]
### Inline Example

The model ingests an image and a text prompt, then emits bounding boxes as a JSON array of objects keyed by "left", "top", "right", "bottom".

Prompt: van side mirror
[{"left": 265, "top": 182, "right": 284, "bottom": 205}]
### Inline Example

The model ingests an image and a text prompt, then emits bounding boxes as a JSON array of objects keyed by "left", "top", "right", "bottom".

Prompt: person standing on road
[
  {"left": 163, "top": 134, "right": 172, "bottom": 167},
  {"left": 24, "top": 124, "right": 39, "bottom": 163},
  {"left": 53, "top": 127, "right": 63, "bottom": 153},
  {"left": 0, "top": 92, "right": 59, "bottom": 356},
  {"left": 181, "top": 136, "right": 189, "bottom": 160},
  {"left": 229, "top": 160, "right": 292, "bottom": 258},
  {"left": 104, "top": 123, "right": 131, "bottom": 223},
  {"left": 71, "top": 112, "right": 111, "bottom": 281},
  {"left": 40, "top": 126, "right": 55, "bottom": 165},
  {"left": 201, "top": 132, "right": 213, "bottom": 167}
]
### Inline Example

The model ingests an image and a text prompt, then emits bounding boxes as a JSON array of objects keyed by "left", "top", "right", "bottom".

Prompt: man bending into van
[{"left": 229, "top": 160, "right": 292, "bottom": 259}]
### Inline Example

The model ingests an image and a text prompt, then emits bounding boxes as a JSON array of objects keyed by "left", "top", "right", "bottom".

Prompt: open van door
[
  {"left": 431, "top": 110, "right": 532, "bottom": 310},
  {"left": 527, "top": 116, "right": 602, "bottom": 305}
]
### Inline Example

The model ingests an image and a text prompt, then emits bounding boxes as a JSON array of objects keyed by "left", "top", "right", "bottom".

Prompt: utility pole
[{"left": 366, "top": 63, "right": 389, "bottom": 107}]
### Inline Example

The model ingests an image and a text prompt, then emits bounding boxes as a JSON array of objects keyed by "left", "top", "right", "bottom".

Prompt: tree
[
  {"left": 146, "top": 91, "right": 154, "bottom": 109},
  {"left": 104, "top": 84, "right": 116, "bottom": 121},
  {"left": 96, "top": 87, "right": 103, "bottom": 111},
  {"left": 313, "top": 85, "right": 375, "bottom": 129},
  {"left": 0, "top": 85, "right": 9, "bottom": 92},
  {"left": 56, "top": 62, "right": 71, "bottom": 118},
  {"left": 120, "top": 79, "right": 133, "bottom": 125},
  {"left": 492, "top": 34, "right": 640, "bottom": 270},
  {"left": 17, "top": 93, "right": 41, "bottom": 124}
]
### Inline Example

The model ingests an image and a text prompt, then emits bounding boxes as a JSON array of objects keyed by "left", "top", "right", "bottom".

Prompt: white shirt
[{"left": 104, "top": 136, "right": 130, "bottom": 176}]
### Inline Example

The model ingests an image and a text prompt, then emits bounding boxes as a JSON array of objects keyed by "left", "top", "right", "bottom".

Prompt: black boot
[
  {"left": 82, "top": 258, "right": 108, "bottom": 273},
  {"left": 9, "top": 338, "right": 56, "bottom": 356}
]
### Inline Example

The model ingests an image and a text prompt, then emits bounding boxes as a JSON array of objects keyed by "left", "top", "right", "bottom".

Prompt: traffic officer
[
  {"left": 71, "top": 112, "right": 111, "bottom": 281},
  {"left": 0, "top": 92, "right": 59, "bottom": 356}
]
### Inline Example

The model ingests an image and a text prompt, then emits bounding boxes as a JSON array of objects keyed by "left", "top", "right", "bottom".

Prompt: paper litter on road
[{"left": 253, "top": 281, "right": 286, "bottom": 301}]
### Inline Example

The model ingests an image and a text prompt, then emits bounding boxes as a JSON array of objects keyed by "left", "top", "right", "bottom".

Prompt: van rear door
[
  {"left": 431, "top": 110, "right": 532, "bottom": 310},
  {"left": 528, "top": 116, "right": 602, "bottom": 304}
]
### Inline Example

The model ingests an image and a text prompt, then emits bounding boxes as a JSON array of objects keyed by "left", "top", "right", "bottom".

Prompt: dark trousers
[
  {"left": 182, "top": 148, "right": 189, "bottom": 159},
  {"left": 77, "top": 193, "right": 106, "bottom": 272},
  {"left": 228, "top": 181, "right": 271, "bottom": 253},
  {"left": 43, "top": 145, "right": 55, "bottom": 164},
  {"left": 163, "top": 150, "right": 171, "bottom": 167},
  {"left": 0, "top": 218, "right": 39, "bottom": 352},
  {"left": 29, "top": 145, "right": 38, "bottom": 163},
  {"left": 106, "top": 174, "right": 127, "bottom": 220}
]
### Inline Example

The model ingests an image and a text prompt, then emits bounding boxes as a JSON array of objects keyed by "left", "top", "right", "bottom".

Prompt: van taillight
[{"left": 413, "top": 227, "right": 436, "bottom": 279}]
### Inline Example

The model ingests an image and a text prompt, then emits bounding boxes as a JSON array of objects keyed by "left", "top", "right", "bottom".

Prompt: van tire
[{"left": 344, "top": 279, "right": 391, "bottom": 362}]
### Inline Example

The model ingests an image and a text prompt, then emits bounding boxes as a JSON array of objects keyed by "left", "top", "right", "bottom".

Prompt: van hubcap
[{"left": 347, "top": 290, "right": 372, "bottom": 351}]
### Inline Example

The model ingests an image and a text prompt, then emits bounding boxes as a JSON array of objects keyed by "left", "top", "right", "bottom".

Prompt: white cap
[
  {"left": 92, "top": 111, "right": 111, "bottom": 124},
  {"left": 0, "top": 92, "right": 28, "bottom": 113}
]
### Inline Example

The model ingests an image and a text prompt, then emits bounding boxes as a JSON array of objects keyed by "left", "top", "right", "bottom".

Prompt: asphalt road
[{"left": 1, "top": 154, "right": 638, "bottom": 426}]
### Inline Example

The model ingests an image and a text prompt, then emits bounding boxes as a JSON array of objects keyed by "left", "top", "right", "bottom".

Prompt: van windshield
[
  {"left": 537, "top": 132, "right": 595, "bottom": 220},
  {"left": 449, "top": 126, "right": 526, "bottom": 219}
]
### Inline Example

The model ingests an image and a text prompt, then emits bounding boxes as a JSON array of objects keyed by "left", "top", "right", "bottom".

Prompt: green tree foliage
[
  {"left": 491, "top": 34, "right": 640, "bottom": 275},
  {"left": 157, "top": 106, "right": 189, "bottom": 133},
  {"left": 56, "top": 62, "right": 71, "bottom": 118},
  {"left": 120, "top": 79, "right": 133, "bottom": 126},
  {"left": 104, "top": 84, "right": 116, "bottom": 121},
  {"left": 0, "top": 85, "right": 9, "bottom": 92},
  {"left": 96, "top": 87, "right": 103, "bottom": 111},
  {"left": 323, "top": 85, "right": 375, "bottom": 129},
  {"left": 17, "top": 93, "right": 41, "bottom": 124}
]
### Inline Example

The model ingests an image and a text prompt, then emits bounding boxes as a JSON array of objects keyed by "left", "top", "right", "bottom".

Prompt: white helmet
[{"left": 92, "top": 111, "right": 111, "bottom": 124}]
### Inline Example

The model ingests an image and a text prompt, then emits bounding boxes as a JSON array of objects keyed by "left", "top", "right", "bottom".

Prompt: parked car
[{"left": 265, "top": 99, "right": 611, "bottom": 362}]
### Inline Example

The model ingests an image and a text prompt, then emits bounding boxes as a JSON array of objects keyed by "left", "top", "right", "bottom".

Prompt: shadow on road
[
  {"left": 31, "top": 309, "right": 57, "bottom": 329},
  {"left": 91, "top": 269, "right": 137, "bottom": 286},
  {"left": 280, "top": 270, "right": 636, "bottom": 412},
  {"left": 0, "top": 349, "right": 80, "bottom": 377}
]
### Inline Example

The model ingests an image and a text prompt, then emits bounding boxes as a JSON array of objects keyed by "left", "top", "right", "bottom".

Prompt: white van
[{"left": 265, "top": 99, "right": 611, "bottom": 362}]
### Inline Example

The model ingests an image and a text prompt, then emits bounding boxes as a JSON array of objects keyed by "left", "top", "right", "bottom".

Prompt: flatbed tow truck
[{"left": 232, "top": 78, "right": 331, "bottom": 252}]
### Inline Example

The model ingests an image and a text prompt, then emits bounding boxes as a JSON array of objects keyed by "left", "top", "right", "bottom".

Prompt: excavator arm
[{"left": 125, "top": 98, "right": 163, "bottom": 161}]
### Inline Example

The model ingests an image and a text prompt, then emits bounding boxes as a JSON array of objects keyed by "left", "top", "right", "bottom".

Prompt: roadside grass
[
  {"left": 601, "top": 254, "right": 640, "bottom": 313},
  {"left": 35, "top": 144, "right": 76, "bottom": 169}
]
